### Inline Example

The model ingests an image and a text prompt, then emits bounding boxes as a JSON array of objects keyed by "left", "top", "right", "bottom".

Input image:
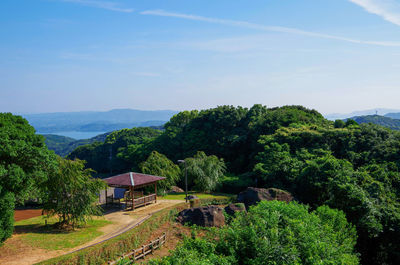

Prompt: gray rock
[
  {"left": 177, "top": 205, "right": 225, "bottom": 227},
  {"left": 237, "top": 187, "right": 293, "bottom": 209},
  {"left": 224, "top": 203, "right": 247, "bottom": 216}
]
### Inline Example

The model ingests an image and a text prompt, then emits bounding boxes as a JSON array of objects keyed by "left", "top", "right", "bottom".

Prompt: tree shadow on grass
[{"left": 14, "top": 223, "right": 76, "bottom": 235}]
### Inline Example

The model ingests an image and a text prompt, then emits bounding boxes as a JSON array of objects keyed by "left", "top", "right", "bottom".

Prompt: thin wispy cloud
[
  {"left": 141, "top": 9, "right": 400, "bottom": 47},
  {"left": 61, "top": 0, "right": 133, "bottom": 13},
  {"left": 349, "top": 0, "right": 400, "bottom": 27}
]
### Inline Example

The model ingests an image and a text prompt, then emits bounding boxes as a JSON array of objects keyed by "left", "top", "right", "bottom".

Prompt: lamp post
[{"left": 177, "top": 160, "right": 188, "bottom": 203}]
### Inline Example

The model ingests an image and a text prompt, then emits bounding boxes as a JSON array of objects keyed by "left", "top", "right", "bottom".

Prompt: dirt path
[
  {"left": 0, "top": 200, "right": 183, "bottom": 265},
  {"left": 14, "top": 209, "right": 43, "bottom": 222}
]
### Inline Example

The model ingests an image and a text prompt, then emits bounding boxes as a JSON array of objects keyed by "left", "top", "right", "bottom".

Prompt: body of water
[{"left": 38, "top": 131, "right": 106, "bottom": 140}]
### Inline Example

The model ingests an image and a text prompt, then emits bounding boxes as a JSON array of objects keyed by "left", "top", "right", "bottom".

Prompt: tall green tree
[
  {"left": 185, "top": 151, "right": 226, "bottom": 192},
  {"left": 140, "top": 151, "right": 181, "bottom": 193},
  {"left": 42, "top": 157, "right": 106, "bottom": 228},
  {"left": 0, "top": 113, "right": 55, "bottom": 243}
]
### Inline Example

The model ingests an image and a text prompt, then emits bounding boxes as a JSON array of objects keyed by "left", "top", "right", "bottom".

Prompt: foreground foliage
[
  {"left": 0, "top": 113, "right": 55, "bottom": 244},
  {"left": 255, "top": 124, "right": 400, "bottom": 264},
  {"left": 150, "top": 201, "right": 359, "bottom": 265}
]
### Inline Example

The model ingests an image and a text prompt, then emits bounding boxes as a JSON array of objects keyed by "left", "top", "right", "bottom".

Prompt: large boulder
[
  {"left": 169, "top": 186, "right": 184, "bottom": 193},
  {"left": 237, "top": 187, "right": 293, "bottom": 209},
  {"left": 224, "top": 203, "right": 246, "bottom": 216},
  {"left": 177, "top": 206, "right": 225, "bottom": 227}
]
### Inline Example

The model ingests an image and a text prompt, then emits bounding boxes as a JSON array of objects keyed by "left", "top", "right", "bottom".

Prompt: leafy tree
[
  {"left": 42, "top": 157, "right": 106, "bottom": 228},
  {"left": 140, "top": 151, "right": 181, "bottom": 193},
  {"left": 334, "top": 119, "right": 346, "bottom": 128},
  {"left": 184, "top": 151, "right": 226, "bottom": 192},
  {"left": 0, "top": 113, "right": 56, "bottom": 243}
]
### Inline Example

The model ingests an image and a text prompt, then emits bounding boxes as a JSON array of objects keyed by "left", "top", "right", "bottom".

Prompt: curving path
[{"left": 0, "top": 200, "right": 183, "bottom": 265}]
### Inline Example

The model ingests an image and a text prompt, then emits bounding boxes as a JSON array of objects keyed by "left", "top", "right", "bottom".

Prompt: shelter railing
[
  {"left": 133, "top": 194, "right": 156, "bottom": 208},
  {"left": 126, "top": 193, "right": 157, "bottom": 209}
]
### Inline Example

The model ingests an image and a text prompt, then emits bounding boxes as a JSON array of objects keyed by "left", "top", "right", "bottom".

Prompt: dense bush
[
  {"left": 150, "top": 201, "right": 359, "bottom": 265},
  {"left": 0, "top": 113, "right": 55, "bottom": 244}
]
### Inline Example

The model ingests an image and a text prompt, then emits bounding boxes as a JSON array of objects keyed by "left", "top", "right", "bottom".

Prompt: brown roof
[{"left": 104, "top": 172, "right": 165, "bottom": 188}]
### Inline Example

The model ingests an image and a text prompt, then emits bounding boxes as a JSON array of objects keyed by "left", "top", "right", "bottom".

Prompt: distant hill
[
  {"left": 23, "top": 109, "right": 178, "bottom": 133},
  {"left": 43, "top": 132, "right": 112, "bottom": 157},
  {"left": 384, "top": 112, "right": 400, "bottom": 119},
  {"left": 325, "top": 108, "right": 400, "bottom": 120},
  {"left": 350, "top": 115, "right": 400, "bottom": 130}
]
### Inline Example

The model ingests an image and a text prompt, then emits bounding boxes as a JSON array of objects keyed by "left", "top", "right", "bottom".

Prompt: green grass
[
  {"left": 15, "top": 216, "right": 111, "bottom": 250},
  {"left": 160, "top": 192, "right": 234, "bottom": 201}
]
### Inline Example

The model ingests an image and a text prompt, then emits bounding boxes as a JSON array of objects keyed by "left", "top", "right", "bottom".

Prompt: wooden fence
[{"left": 109, "top": 233, "right": 166, "bottom": 265}]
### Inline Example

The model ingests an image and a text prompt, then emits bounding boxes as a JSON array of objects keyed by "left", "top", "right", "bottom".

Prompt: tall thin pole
[
  {"left": 109, "top": 146, "right": 112, "bottom": 175},
  {"left": 185, "top": 163, "right": 188, "bottom": 203}
]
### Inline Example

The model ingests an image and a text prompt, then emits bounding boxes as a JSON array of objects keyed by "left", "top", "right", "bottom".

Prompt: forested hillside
[
  {"left": 49, "top": 105, "right": 400, "bottom": 264},
  {"left": 350, "top": 114, "right": 400, "bottom": 130},
  {"left": 43, "top": 133, "right": 111, "bottom": 157}
]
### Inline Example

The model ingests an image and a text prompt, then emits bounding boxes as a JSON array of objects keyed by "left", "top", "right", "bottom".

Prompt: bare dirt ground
[
  {"left": 14, "top": 209, "right": 43, "bottom": 222},
  {"left": 0, "top": 199, "right": 183, "bottom": 265}
]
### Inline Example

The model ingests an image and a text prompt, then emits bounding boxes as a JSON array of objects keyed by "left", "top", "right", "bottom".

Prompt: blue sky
[{"left": 1, "top": 0, "right": 400, "bottom": 114}]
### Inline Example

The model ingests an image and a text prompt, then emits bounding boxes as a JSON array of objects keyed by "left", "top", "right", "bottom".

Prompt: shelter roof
[{"left": 104, "top": 172, "right": 165, "bottom": 188}]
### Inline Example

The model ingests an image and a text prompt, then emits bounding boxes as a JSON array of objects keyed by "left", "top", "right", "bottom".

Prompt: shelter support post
[
  {"left": 105, "top": 188, "right": 108, "bottom": 206},
  {"left": 155, "top": 183, "right": 157, "bottom": 203},
  {"left": 131, "top": 186, "right": 134, "bottom": 210}
]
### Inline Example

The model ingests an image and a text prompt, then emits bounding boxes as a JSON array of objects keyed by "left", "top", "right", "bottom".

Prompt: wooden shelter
[{"left": 104, "top": 172, "right": 165, "bottom": 210}]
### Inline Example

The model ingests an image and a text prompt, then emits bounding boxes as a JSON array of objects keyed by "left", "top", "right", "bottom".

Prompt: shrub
[{"left": 151, "top": 201, "right": 359, "bottom": 265}]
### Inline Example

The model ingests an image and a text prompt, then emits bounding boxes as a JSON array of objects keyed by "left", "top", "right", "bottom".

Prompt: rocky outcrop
[
  {"left": 177, "top": 206, "right": 225, "bottom": 227},
  {"left": 237, "top": 187, "right": 293, "bottom": 209},
  {"left": 224, "top": 203, "right": 246, "bottom": 216}
]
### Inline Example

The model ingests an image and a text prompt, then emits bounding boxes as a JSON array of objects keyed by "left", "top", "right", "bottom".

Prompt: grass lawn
[
  {"left": 14, "top": 216, "right": 111, "bottom": 251},
  {"left": 160, "top": 192, "right": 234, "bottom": 201}
]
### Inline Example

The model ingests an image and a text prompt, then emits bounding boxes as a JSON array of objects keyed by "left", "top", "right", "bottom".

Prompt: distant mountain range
[
  {"left": 325, "top": 108, "right": 400, "bottom": 120},
  {"left": 22, "top": 109, "right": 178, "bottom": 133}
]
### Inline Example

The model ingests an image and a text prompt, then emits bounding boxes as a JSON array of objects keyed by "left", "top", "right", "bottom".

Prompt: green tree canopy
[
  {"left": 140, "top": 151, "right": 181, "bottom": 193},
  {"left": 0, "top": 113, "right": 55, "bottom": 243},
  {"left": 42, "top": 157, "right": 106, "bottom": 228},
  {"left": 184, "top": 151, "right": 226, "bottom": 192}
]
